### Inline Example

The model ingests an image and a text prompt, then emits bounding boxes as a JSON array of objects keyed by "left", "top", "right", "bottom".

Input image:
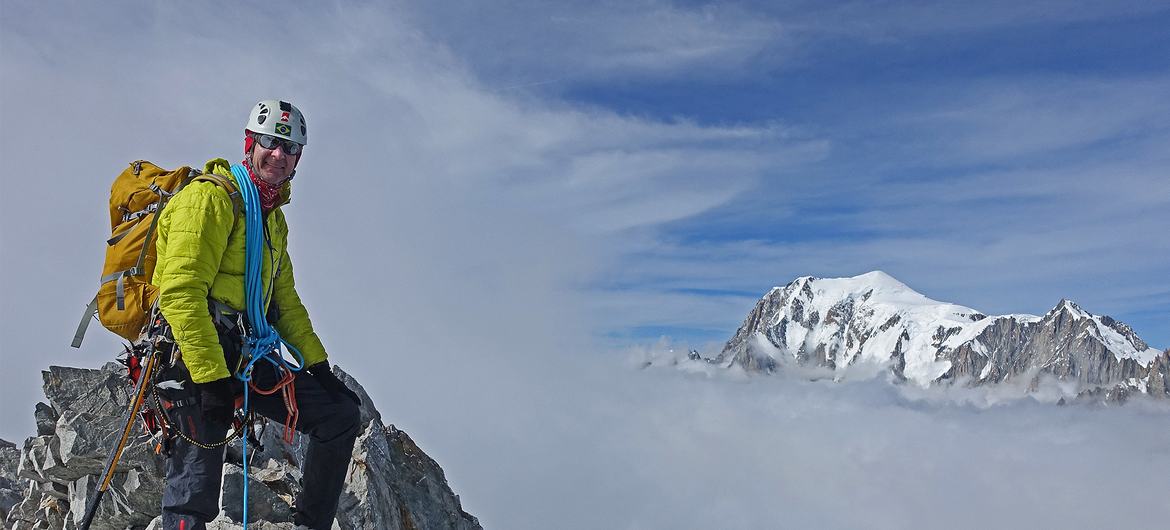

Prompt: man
[{"left": 152, "top": 99, "right": 360, "bottom": 530}]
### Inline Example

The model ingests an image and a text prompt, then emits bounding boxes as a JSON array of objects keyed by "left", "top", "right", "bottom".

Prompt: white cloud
[
  {"left": 896, "top": 77, "right": 1170, "bottom": 163},
  {"left": 400, "top": 0, "right": 787, "bottom": 86},
  {"left": 778, "top": 0, "right": 1168, "bottom": 41},
  {"left": 397, "top": 0, "right": 1170, "bottom": 89},
  {"left": 431, "top": 351, "right": 1170, "bottom": 529},
  {"left": 0, "top": 1, "right": 806, "bottom": 440},
  {"left": 583, "top": 71, "right": 1170, "bottom": 347}
]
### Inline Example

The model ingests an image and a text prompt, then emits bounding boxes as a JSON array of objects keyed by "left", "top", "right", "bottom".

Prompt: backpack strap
[
  {"left": 71, "top": 296, "right": 99, "bottom": 348},
  {"left": 192, "top": 172, "right": 243, "bottom": 219}
]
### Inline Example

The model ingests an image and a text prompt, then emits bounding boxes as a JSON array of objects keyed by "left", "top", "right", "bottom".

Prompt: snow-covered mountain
[{"left": 712, "top": 271, "right": 1168, "bottom": 398}]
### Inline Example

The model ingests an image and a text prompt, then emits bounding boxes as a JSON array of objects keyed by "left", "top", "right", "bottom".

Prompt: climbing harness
[
  {"left": 228, "top": 163, "right": 306, "bottom": 527},
  {"left": 78, "top": 307, "right": 257, "bottom": 530}
]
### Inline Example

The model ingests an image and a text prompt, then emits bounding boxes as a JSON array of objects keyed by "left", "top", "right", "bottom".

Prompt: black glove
[
  {"left": 195, "top": 377, "right": 237, "bottom": 424},
  {"left": 306, "top": 362, "right": 361, "bottom": 405}
]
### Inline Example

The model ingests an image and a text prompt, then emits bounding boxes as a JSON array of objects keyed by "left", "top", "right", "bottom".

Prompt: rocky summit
[
  {"left": 1, "top": 363, "right": 480, "bottom": 530},
  {"left": 710, "top": 271, "right": 1167, "bottom": 401}
]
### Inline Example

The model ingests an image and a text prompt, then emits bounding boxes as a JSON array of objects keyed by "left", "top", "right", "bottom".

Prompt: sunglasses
[{"left": 252, "top": 133, "right": 303, "bottom": 155}]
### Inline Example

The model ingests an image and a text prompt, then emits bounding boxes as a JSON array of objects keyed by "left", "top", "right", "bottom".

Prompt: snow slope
[{"left": 714, "top": 271, "right": 1165, "bottom": 393}]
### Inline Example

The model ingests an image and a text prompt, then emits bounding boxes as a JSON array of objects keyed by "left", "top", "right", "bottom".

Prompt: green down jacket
[{"left": 153, "top": 158, "right": 327, "bottom": 383}]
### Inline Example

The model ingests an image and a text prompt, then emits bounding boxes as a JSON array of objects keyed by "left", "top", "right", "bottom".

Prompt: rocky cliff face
[
  {"left": 1, "top": 439, "right": 21, "bottom": 523},
  {"left": 2, "top": 364, "right": 480, "bottom": 530},
  {"left": 713, "top": 272, "right": 1167, "bottom": 400}
]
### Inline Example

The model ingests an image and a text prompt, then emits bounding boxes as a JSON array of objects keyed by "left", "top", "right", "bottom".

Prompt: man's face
[{"left": 250, "top": 142, "right": 299, "bottom": 185}]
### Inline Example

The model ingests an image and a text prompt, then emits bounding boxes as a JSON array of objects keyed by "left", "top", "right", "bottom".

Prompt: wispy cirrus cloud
[
  {"left": 399, "top": 0, "right": 1170, "bottom": 90},
  {"left": 883, "top": 77, "right": 1170, "bottom": 165},
  {"left": 595, "top": 69, "right": 1170, "bottom": 347},
  {"left": 398, "top": 0, "right": 787, "bottom": 87},
  {"left": 0, "top": 0, "right": 814, "bottom": 439}
]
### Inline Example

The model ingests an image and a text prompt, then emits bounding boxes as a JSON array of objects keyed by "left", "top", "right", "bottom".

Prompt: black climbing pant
[{"left": 160, "top": 324, "right": 361, "bottom": 530}]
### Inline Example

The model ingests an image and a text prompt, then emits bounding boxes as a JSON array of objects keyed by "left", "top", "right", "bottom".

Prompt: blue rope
[{"left": 227, "top": 164, "right": 306, "bottom": 527}]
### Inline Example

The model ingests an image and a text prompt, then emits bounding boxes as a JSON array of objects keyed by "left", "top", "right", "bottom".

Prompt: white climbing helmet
[{"left": 245, "top": 99, "right": 307, "bottom": 146}]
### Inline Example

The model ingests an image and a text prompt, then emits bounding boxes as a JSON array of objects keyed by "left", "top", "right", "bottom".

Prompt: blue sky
[
  {"left": 2, "top": 2, "right": 1169, "bottom": 527},
  {"left": 396, "top": 0, "right": 1170, "bottom": 347}
]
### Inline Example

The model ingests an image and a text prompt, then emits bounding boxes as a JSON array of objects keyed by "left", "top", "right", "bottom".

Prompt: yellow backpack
[{"left": 72, "top": 161, "right": 239, "bottom": 346}]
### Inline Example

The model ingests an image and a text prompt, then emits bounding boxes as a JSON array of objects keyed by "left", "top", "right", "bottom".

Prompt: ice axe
[{"left": 78, "top": 342, "right": 159, "bottom": 530}]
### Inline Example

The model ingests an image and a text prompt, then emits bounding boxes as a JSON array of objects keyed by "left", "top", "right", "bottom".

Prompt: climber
[{"left": 152, "top": 100, "right": 361, "bottom": 530}]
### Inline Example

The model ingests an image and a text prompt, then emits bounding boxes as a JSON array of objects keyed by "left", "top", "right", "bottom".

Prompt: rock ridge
[{"left": 2, "top": 363, "right": 480, "bottom": 530}]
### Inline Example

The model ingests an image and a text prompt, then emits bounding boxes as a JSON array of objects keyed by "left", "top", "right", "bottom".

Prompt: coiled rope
[{"left": 228, "top": 164, "right": 306, "bottom": 527}]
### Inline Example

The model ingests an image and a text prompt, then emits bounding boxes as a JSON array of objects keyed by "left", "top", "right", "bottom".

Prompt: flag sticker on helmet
[{"left": 247, "top": 99, "right": 306, "bottom": 146}]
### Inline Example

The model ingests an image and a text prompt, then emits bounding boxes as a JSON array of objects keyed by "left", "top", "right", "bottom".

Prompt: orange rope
[{"left": 248, "top": 366, "right": 299, "bottom": 442}]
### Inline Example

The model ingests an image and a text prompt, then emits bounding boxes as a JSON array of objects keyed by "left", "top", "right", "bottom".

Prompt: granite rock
[{"left": 3, "top": 363, "right": 479, "bottom": 530}]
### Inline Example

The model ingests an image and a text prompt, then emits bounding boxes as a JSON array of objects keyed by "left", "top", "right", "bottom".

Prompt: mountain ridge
[{"left": 708, "top": 271, "right": 1166, "bottom": 400}]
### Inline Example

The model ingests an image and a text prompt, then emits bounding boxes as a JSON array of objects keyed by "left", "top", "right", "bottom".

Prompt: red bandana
[{"left": 242, "top": 158, "right": 283, "bottom": 212}]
